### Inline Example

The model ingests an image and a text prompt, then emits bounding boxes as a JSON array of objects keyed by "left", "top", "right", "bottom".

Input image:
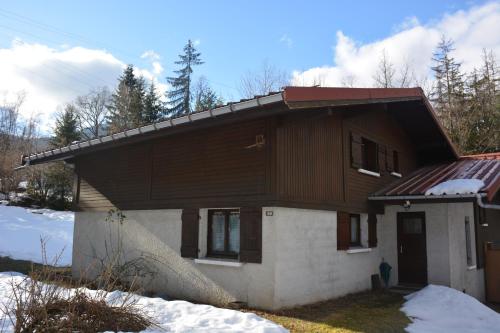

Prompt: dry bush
[{"left": 0, "top": 240, "right": 156, "bottom": 333}]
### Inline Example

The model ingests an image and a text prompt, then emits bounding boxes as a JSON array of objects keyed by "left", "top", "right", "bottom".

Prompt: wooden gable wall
[{"left": 76, "top": 104, "right": 421, "bottom": 213}]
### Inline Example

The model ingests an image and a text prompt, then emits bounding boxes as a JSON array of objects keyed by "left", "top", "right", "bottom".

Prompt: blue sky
[{"left": 0, "top": 0, "right": 498, "bottom": 130}]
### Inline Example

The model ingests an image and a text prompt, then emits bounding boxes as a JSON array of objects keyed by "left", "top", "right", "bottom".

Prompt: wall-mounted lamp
[{"left": 403, "top": 200, "right": 411, "bottom": 210}]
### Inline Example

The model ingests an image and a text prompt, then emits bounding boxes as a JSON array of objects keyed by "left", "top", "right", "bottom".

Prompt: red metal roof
[
  {"left": 283, "top": 86, "right": 423, "bottom": 102},
  {"left": 371, "top": 154, "right": 500, "bottom": 202}
]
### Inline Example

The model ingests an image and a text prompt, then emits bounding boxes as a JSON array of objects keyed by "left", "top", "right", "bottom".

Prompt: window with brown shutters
[
  {"left": 181, "top": 208, "right": 199, "bottom": 258},
  {"left": 337, "top": 211, "right": 350, "bottom": 250},
  {"left": 239, "top": 207, "right": 262, "bottom": 263},
  {"left": 350, "top": 133, "right": 363, "bottom": 169},
  {"left": 368, "top": 213, "right": 378, "bottom": 248}
]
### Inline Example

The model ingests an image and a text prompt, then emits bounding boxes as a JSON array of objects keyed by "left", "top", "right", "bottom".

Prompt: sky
[{"left": 0, "top": 0, "right": 499, "bottom": 133}]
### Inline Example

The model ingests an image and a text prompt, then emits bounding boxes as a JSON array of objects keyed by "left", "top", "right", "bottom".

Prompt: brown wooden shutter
[
  {"left": 239, "top": 207, "right": 262, "bottom": 263},
  {"left": 386, "top": 148, "right": 394, "bottom": 172},
  {"left": 350, "top": 133, "right": 363, "bottom": 169},
  {"left": 377, "top": 145, "right": 386, "bottom": 173},
  {"left": 368, "top": 213, "right": 378, "bottom": 248},
  {"left": 181, "top": 208, "right": 199, "bottom": 258},
  {"left": 337, "top": 211, "right": 350, "bottom": 250}
]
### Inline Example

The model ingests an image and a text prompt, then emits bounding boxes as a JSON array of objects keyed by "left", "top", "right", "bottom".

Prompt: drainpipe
[{"left": 476, "top": 194, "right": 500, "bottom": 210}]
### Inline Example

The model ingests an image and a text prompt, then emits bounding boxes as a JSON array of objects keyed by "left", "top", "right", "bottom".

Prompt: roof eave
[{"left": 22, "top": 92, "right": 284, "bottom": 166}]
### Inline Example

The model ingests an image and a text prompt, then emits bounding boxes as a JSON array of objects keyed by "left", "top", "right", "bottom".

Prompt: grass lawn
[{"left": 248, "top": 291, "right": 411, "bottom": 333}]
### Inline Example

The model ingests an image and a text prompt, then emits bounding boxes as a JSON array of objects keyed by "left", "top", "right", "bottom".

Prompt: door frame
[{"left": 397, "top": 211, "right": 428, "bottom": 285}]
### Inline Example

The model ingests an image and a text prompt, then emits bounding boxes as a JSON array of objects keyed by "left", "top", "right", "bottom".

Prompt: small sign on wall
[{"left": 265, "top": 211, "right": 273, "bottom": 216}]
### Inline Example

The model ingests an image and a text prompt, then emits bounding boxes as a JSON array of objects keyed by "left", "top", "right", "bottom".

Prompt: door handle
[{"left": 400, "top": 245, "right": 403, "bottom": 254}]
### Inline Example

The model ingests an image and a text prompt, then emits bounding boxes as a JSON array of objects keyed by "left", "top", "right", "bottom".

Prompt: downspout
[{"left": 476, "top": 194, "right": 500, "bottom": 210}]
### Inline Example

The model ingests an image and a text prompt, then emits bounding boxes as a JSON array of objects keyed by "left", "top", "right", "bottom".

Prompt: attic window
[{"left": 362, "top": 138, "right": 378, "bottom": 172}]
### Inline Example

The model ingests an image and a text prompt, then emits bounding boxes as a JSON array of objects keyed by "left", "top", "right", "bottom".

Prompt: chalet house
[{"left": 22, "top": 87, "right": 500, "bottom": 310}]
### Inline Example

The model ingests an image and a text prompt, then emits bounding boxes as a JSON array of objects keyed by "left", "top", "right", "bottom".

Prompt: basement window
[
  {"left": 208, "top": 209, "right": 240, "bottom": 259},
  {"left": 362, "top": 138, "right": 378, "bottom": 172}
]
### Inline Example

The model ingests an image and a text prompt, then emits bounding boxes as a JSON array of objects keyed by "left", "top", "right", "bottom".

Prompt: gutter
[
  {"left": 368, "top": 193, "right": 500, "bottom": 210},
  {"left": 476, "top": 194, "right": 500, "bottom": 210},
  {"left": 22, "top": 92, "right": 283, "bottom": 166},
  {"left": 368, "top": 193, "right": 481, "bottom": 201}
]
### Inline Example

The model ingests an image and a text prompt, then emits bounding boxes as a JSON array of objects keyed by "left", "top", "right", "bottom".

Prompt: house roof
[
  {"left": 370, "top": 153, "right": 500, "bottom": 202},
  {"left": 19, "top": 86, "right": 458, "bottom": 166}
]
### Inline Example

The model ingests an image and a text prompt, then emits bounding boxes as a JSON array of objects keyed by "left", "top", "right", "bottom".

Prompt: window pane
[
  {"left": 350, "top": 216, "right": 359, "bottom": 243},
  {"left": 362, "top": 138, "right": 378, "bottom": 172},
  {"left": 465, "top": 218, "right": 472, "bottom": 266},
  {"left": 228, "top": 212, "right": 240, "bottom": 253},
  {"left": 403, "top": 218, "right": 423, "bottom": 234},
  {"left": 211, "top": 213, "right": 225, "bottom": 252}
]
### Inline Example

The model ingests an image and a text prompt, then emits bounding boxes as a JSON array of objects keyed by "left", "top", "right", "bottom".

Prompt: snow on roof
[
  {"left": 425, "top": 179, "right": 485, "bottom": 196},
  {"left": 402, "top": 284, "right": 500, "bottom": 333}
]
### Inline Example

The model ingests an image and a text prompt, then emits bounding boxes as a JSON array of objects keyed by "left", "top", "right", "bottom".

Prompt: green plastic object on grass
[{"left": 379, "top": 260, "right": 392, "bottom": 288}]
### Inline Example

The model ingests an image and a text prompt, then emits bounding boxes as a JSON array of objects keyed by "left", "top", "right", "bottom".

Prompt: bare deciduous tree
[
  {"left": 373, "top": 50, "right": 396, "bottom": 88},
  {"left": 239, "top": 60, "right": 290, "bottom": 98},
  {"left": 75, "top": 87, "right": 111, "bottom": 139},
  {"left": 0, "top": 92, "right": 40, "bottom": 193}
]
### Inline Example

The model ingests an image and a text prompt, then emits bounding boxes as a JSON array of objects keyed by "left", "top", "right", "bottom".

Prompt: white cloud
[
  {"left": 279, "top": 34, "right": 293, "bottom": 48},
  {"left": 0, "top": 40, "right": 167, "bottom": 132},
  {"left": 141, "top": 49, "right": 164, "bottom": 75},
  {"left": 141, "top": 50, "right": 160, "bottom": 61},
  {"left": 292, "top": 2, "right": 500, "bottom": 88}
]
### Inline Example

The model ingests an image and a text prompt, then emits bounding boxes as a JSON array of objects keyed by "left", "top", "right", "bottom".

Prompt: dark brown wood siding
[
  {"left": 76, "top": 119, "right": 273, "bottom": 211},
  {"left": 343, "top": 109, "right": 417, "bottom": 211},
  {"left": 276, "top": 112, "right": 344, "bottom": 204},
  {"left": 75, "top": 104, "right": 421, "bottom": 213}
]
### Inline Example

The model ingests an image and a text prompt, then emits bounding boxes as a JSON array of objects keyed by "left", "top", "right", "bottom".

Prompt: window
[
  {"left": 361, "top": 138, "right": 378, "bottom": 172},
  {"left": 393, "top": 150, "right": 400, "bottom": 173},
  {"left": 465, "top": 217, "right": 473, "bottom": 266},
  {"left": 350, "top": 214, "right": 361, "bottom": 246},
  {"left": 208, "top": 209, "right": 240, "bottom": 258}
]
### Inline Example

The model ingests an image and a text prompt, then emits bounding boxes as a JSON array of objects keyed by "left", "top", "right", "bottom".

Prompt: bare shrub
[
  {"left": 81, "top": 209, "right": 161, "bottom": 294},
  {"left": 0, "top": 239, "right": 156, "bottom": 333}
]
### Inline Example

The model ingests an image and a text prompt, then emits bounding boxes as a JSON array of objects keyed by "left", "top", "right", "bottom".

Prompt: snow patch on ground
[
  {"left": 402, "top": 284, "right": 500, "bottom": 333},
  {"left": 0, "top": 205, "right": 74, "bottom": 266},
  {"left": 0, "top": 272, "right": 287, "bottom": 333},
  {"left": 425, "top": 179, "right": 485, "bottom": 196}
]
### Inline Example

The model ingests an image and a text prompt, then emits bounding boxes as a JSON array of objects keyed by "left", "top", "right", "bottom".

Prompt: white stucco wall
[
  {"left": 73, "top": 207, "right": 387, "bottom": 309},
  {"left": 380, "top": 202, "right": 485, "bottom": 301},
  {"left": 73, "top": 209, "right": 277, "bottom": 309},
  {"left": 266, "top": 207, "right": 383, "bottom": 308},
  {"left": 72, "top": 202, "right": 485, "bottom": 310}
]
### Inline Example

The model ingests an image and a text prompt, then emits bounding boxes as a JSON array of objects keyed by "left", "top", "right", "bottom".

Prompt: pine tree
[
  {"left": 166, "top": 40, "right": 203, "bottom": 116},
  {"left": 143, "top": 82, "right": 164, "bottom": 123},
  {"left": 51, "top": 104, "right": 80, "bottom": 148},
  {"left": 463, "top": 50, "right": 500, "bottom": 153},
  {"left": 431, "top": 37, "right": 466, "bottom": 150},
  {"left": 108, "top": 65, "right": 145, "bottom": 133},
  {"left": 49, "top": 104, "right": 80, "bottom": 209}
]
